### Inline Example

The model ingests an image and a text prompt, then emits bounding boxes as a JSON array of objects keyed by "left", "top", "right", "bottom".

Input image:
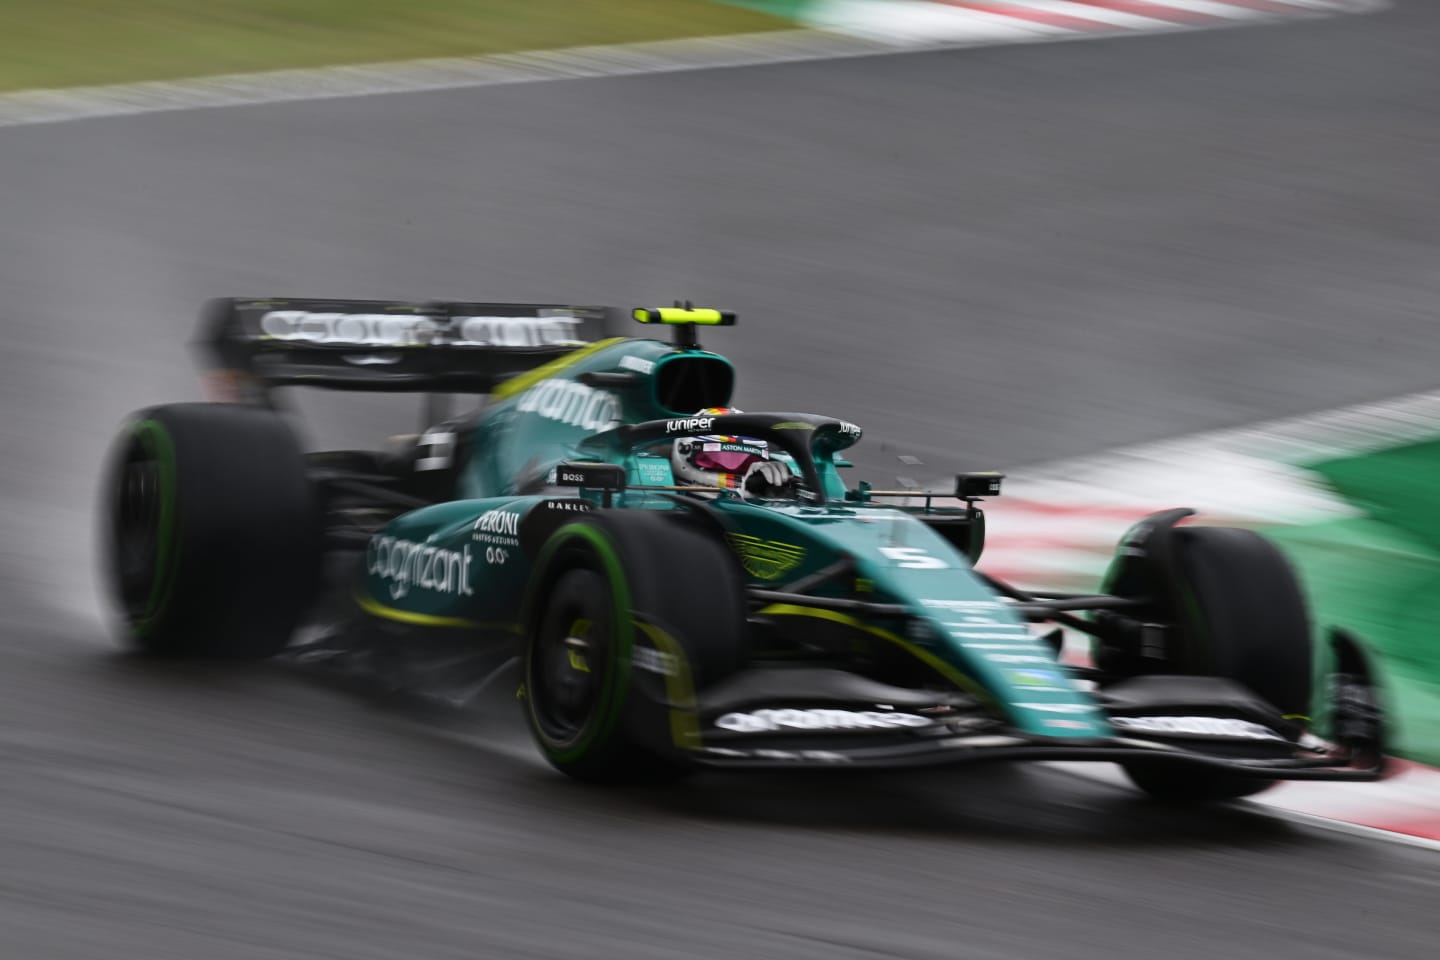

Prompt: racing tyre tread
[
  {"left": 1171, "top": 526, "right": 1313, "bottom": 717},
  {"left": 1120, "top": 526, "right": 1312, "bottom": 803},
  {"left": 1122, "top": 762, "right": 1274, "bottom": 803},
  {"left": 103, "top": 402, "right": 322, "bottom": 658}
]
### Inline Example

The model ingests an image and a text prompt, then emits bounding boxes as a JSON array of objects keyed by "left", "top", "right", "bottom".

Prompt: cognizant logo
[
  {"left": 367, "top": 536, "right": 474, "bottom": 600},
  {"left": 515, "top": 380, "right": 620, "bottom": 432}
]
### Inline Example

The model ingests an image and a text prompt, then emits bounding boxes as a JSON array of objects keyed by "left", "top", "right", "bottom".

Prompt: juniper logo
[
  {"left": 367, "top": 536, "right": 474, "bottom": 600},
  {"left": 666, "top": 417, "right": 714, "bottom": 434}
]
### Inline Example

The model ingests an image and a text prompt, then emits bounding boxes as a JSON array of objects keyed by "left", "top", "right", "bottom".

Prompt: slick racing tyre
[
  {"left": 1120, "top": 526, "right": 1312, "bottom": 802},
  {"left": 1121, "top": 760, "right": 1275, "bottom": 804},
  {"left": 1169, "top": 527, "right": 1313, "bottom": 718},
  {"left": 103, "top": 403, "right": 322, "bottom": 658},
  {"left": 523, "top": 510, "right": 746, "bottom": 783}
]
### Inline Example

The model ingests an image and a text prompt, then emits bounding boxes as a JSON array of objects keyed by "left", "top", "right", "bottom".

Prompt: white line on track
[
  {"left": 1247, "top": 806, "right": 1440, "bottom": 853},
  {"left": 973, "top": 384, "right": 1440, "bottom": 493},
  {"left": 1050, "top": 763, "right": 1440, "bottom": 852}
]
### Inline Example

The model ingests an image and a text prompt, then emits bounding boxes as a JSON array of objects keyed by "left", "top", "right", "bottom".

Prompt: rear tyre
[
  {"left": 102, "top": 403, "right": 322, "bottom": 658},
  {"left": 1118, "top": 527, "right": 1312, "bottom": 802},
  {"left": 523, "top": 510, "right": 745, "bottom": 783}
]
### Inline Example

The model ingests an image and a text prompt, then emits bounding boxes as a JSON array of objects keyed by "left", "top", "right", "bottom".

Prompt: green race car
[{"left": 101, "top": 298, "right": 1385, "bottom": 801}]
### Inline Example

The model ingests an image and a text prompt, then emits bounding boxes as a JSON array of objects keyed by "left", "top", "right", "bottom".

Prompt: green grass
[
  {"left": 1267, "top": 519, "right": 1440, "bottom": 767},
  {"left": 0, "top": 0, "right": 790, "bottom": 93}
]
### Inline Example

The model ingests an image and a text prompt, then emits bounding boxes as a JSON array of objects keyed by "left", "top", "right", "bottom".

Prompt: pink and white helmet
[{"left": 670, "top": 407, "right": 772, "bottom": 492}]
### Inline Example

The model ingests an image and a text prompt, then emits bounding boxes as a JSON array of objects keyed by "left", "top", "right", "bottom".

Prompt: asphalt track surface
[{"left": 3, "top": 4, "right": 1440, "bottom": 957}]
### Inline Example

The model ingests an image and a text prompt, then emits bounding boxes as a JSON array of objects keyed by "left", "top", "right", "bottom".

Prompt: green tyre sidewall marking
[
  {"left": 130, "top": 418, "right": 178, "bottom": 640},
  {"left": 526, "top": 522, "right": 634, "bottom": 765}
]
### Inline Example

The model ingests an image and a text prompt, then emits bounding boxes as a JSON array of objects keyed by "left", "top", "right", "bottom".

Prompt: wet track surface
[{"left": 3, "top": 3, "right": 1440, "bottom": 956}]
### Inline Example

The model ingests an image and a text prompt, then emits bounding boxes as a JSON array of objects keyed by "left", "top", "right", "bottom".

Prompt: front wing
[
  {"left": 692, "top": 730, "right": 1384, "bottom": 780},
  {"left": 678, "top": 668, "right": 1385, "bottom": 781}
]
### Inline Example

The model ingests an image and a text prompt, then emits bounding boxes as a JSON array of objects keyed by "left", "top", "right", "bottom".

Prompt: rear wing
[{"left": 199, "top": 297, "right": 618, "bottom": 396}]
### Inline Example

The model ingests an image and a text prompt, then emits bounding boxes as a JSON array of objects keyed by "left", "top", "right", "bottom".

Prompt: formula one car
[{"left": 101, "top": 298, "right": 1385, "bottom": 801}]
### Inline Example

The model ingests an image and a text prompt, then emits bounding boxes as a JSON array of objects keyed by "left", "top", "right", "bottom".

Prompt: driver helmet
[{"left": 670, "top": 407, "right": 791, "bottom": 497}]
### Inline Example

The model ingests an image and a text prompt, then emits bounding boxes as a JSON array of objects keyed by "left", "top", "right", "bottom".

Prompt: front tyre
[
  {"left": 1169, "top": 527, "right": 1313, "bottom": 719},
  {"left": 1115, "top": 526, "right": 1312, "bottom": 802},
  {"left": 102, "top": 403, "right": 322, "bottom": 658},
  {"left": 1122, "top": 762, "right": 1274, "bottom": 803},
  {"left": 523, "top": 511, "right": 745, "bottom": 783}
]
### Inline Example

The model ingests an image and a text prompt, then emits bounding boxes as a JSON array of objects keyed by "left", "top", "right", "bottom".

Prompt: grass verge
[{"left": 0, "top": 0, "right": 790, "bottom": 93}]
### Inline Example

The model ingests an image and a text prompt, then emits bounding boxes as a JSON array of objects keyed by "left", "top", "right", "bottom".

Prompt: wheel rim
[{"left": 531, "top": 569, "right": 612, "bottom": 745}]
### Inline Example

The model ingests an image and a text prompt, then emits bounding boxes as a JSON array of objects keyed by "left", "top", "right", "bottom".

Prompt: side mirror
[
  {"left": 955, "top": 472, "right": 1004, "bottom": 499},
  {"left": 554, "top": 461, "right": 627, "bottom": 506}
]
